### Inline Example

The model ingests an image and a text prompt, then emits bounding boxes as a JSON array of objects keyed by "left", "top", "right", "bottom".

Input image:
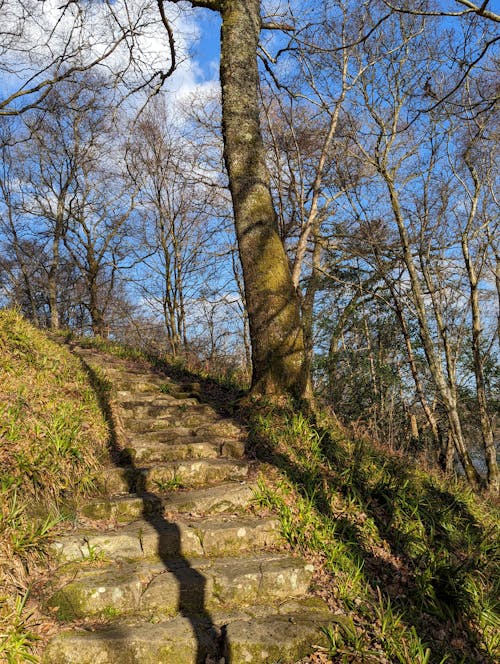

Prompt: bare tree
[
  {"left": 126, "top": 98, "right": 225, "bottom": 355},
  {"left": 446, "top": 106, "right": 499, "bottom": 490},
  {"left": 0, "top": 0, "right": 178, "bottom": 116}
]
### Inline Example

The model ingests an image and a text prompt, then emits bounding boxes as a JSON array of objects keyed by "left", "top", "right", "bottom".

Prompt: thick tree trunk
[
  {"left": 88, "top": 267, "right": 106, "bottom": 337},
  {"left": 219, "top": 0, "right": 312, "bottom": 404}
]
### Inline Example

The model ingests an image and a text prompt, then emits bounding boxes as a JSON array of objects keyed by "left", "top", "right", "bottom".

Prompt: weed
[
  {"left": 0, "top": 592, "right": 39, "bottom": 663},
  {"left": 102, "top": 607, "right": 121, "bottom": 619},
  {"left": 153, "top": 476, "right": 184, "bottom": 492},
  {"left": 80, "top": 540, "right": 107, "bottom": 563}
]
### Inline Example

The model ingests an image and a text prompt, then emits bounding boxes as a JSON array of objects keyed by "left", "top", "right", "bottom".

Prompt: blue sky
[{"left": 192, "top": 11, "right": 221, "bottom": 82}]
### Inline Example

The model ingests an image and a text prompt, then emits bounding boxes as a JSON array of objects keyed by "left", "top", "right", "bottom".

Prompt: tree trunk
[
  {"left": 383, "top": 175, "right": 483, "bottom": 489},
  {"left": 220, "top": 0, "right": 312, "bottom": 404},
  {"left": 48, "top": 227, "right": 61, "bottom": 330},
  {"left": 462, "top": 159, "right": 499, "bottom": 492}
]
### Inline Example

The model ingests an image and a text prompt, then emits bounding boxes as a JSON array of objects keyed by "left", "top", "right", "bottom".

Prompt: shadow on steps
[{"left": 78, "top": 353, "right": 226, "bottom": 664}]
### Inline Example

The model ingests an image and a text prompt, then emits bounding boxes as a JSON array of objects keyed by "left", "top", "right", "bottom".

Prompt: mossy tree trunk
[
  {"left": 175, "top": 0, "right": 312, "bottom": 403},
  {"left": 219, "top": 0, "right": 312, "bottom": 403}
]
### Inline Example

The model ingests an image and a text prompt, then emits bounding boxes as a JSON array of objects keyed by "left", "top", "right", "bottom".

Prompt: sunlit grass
[
  {"left": 0, "top": 310, "right": 110, "bottom": 662},
  {"left": 250, "top": 407, "right": 499, "bottom": 663}
]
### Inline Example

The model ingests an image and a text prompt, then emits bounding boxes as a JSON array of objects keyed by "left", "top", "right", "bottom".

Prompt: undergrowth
[
  {"left": 249, "top": 407, "right": 499, "bottom": 663},
  {"left": 0, "top": 311, "right": 109, "bottom": 662}
]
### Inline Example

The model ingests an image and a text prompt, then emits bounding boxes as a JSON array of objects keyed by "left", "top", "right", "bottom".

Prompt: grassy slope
[
  {"left": 250, "top": 409, "right": 499, "bottom": 664},
  {"left": 0, "top": 323, "right": 498, "bottom": 663},
  {"left": 0, "top": 311, "right": 109, "bottom": 662}
]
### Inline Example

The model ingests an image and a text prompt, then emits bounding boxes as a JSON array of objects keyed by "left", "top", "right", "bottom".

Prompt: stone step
[
  {"left": 115, "top": 380, "right": 165, "bottom": 395},
  {"left": 162, "top": 481, "right": 255, "bottom": 515},
  {"left": 99, "top": 466, "right": 138, "bottom": 494},
  {"left": 123, "top": 411, "right": 222, "bottom": 433},
  {"left": 137, "top": 458, "right": 250, "bottom": 492},
  {"left": 80, "top": 493, "right": 162, "bottom": 522},
  {"left": 119, "top": 397, "right": 202, "bottom": 418},
  {"left": 81, "top": 481, "right": 255, "bottom": 522},
  {"left": 123, "top": 436, "right": 246, "bottom": 464},
  {"left": 97, "top": 457, "right": 250, "bottom": 495},
  {"left": 47, "top": 554, "right": 314, "bottom": 619},
  {"left": 223, "top": 613, "right": 330, "bottom": 663},
  {"left": 131, "top": 419, "right": 245, "bottom": 443},
  {"left": 43, "top": 617, "right": 218, "bottom": 664},
  {"left": 51, "top": 514, "right": 280, "bottom": 562},
  {"left": 43, "top": 606, "right": 330, "bottom": 664}
]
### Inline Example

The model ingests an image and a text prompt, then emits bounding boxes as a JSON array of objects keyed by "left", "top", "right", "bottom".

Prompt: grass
[
  {"left": 17, "top": 329, "right": 497, "bottom": 663},
  {"left": 0, "top": 310, "right": 109, "bottom": 662},
  {"left": 249, "top": 407, "right": 499, "bottom": 663}
]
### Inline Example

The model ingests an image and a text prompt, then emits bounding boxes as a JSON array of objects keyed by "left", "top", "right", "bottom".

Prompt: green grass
[
  {"left": 250, "top": 407, "right": 499, "bottom": 663},
  {"left": 0, "top": 310, "right": 110, "bottom": 662}
]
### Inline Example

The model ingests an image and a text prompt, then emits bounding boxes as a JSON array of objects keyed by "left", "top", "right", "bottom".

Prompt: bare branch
[
  {"left": 156, "top": 0, "right": 177, "bottom": 82},
  {"left": 453, "top": 0, "right": 500, "bottom": 23},
  {"left": 382, "top": 0, "right": 500, "bottom": 22},
  {"left": 261, "top": 21, "right": 295, "bottom": 31}
]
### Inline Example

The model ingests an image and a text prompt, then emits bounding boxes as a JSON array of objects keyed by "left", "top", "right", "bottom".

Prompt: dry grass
[{"left": 0, "top": 310, "right": 110, "bottom": 662}]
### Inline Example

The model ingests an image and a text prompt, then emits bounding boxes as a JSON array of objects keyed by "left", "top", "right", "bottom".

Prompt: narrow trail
[{"left": 42, "top": 345, "right": 330, "bottom": 663}]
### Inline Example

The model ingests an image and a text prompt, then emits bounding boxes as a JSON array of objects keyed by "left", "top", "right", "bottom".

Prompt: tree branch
[
  {"left": 166, "top": 0, "right": 222, "bottom": 10},
  {"left": 382, "top": 0, "right": 500, "bottom": 22},
  {"left": 454, "top": 0, "right": 500, "bottom": 23},
  {"left": 156, "top": 0, "right": 177, "bottom": 82},
  {"left": 261, "top": 21, "right": 295, "bottom": 31}
]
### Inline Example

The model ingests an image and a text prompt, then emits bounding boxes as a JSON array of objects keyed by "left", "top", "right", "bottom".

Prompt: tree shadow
[
  {"left": 245, "top": 407, "right": 498, "bottom": 664},
  {"left": 77, "top": 351, "right": 226, "bottom": 664}
]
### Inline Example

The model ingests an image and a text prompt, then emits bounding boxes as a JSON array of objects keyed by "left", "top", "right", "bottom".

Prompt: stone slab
[{"left": 51, "top": 515, "right": 280, "bottom": 562}]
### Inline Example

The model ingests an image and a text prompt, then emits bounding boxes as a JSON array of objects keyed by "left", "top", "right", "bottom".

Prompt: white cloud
[{"left": 0, "top": 0, "right": 217, "bottom": 112}]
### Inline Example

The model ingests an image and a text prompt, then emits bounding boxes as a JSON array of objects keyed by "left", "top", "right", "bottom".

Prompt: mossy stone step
[
  {"left": 123, "top": 412, "right": 223, "bottom": 433},
  {"left": 162, "top": 481, "right": 255, "bottom": 515},
  {"left": 80, "top": 493, "right": 162, "bottom": 521},
  {"left": 137, "top": 458, "right": 250, "bottom": 491},
  {"left": 51, "top": 515, "right": 280, "bottom": 562},
  {"left": 42, "top": 616, "right": 218, "bottom": 664},
  {"left": 123, "top": 437, "right": 245, "bottom": 464},
  {"left": 114, "top": 380, "right": 165, "bottom": 395},
  {"left": 124, "top": 420, "right": 245, "bottom": 441},
  {"left": 98, "top": 458, "right": 250, "bottom": 495},
  {"left": 131, "top": 420, "right": 245, "bottom": 445},
  {"left": 99, "top": 466, "right": 138, "bottom": 494},
  {"left": 81, "top": 481, "right": 254, "bottom": 522},
  {"left": 47, "top": 554, "right": 314, "bottom": 619},
  {"left": 43, "top": 607, "right": 331, "bottom": 664},
  {"left": 223, "top": 613, "right": 330, "bottom": 663},
  {"left": 119, "top": 398, "right": 203, "bottom": 418}
]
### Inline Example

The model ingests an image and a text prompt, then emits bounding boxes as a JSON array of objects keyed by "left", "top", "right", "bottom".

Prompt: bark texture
[{"left": 220, "top": 0, "right": 311, "bottom": 403}]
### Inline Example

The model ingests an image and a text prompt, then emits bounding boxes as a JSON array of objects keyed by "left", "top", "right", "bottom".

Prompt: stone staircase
[{"left": 42, "top": 347, "right": 330, "bottom": 663}]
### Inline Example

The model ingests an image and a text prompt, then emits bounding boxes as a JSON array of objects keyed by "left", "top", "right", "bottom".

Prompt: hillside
[
  {"left": 0, "top": 310, "right": 109, "bottom": 662},
  {"left": 0, "top": 313, "right": 498, "bottom": 663}
]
